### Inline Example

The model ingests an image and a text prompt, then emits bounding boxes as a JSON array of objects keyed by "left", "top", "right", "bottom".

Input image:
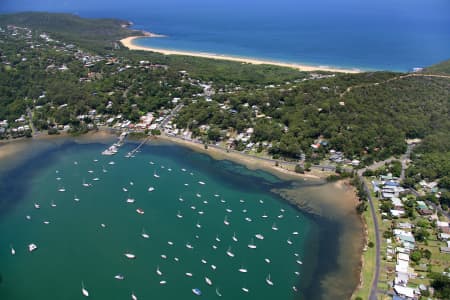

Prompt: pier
[{"left": 125, "top": 136, "right": 151, "bottom": 158}]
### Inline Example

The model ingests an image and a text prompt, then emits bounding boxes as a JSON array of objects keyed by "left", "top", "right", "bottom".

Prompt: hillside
[
  {"left": 0, "top": 12, "right": 140, "bottom": 51},
  {"left": 424, "top": 59, "right": 450, "bottom": 75}
]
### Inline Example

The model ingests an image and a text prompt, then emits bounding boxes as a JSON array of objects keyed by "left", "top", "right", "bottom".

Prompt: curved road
[{"left": 359, "top": 174, "right": 380, "bottom": 300}]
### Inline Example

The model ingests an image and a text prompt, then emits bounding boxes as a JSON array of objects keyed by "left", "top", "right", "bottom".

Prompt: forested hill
[
  {"left": 0, "top": 12, "right": 140, "bottom": 51},
  {"left": 424, "top": 59, "right": 450, "bottom": 75}
]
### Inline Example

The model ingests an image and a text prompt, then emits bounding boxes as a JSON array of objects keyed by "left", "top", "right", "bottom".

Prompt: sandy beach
[
  {"left": 156, "top": 134, "right": 328, "bottom": 180},
  {"left": 120, "top": 36, "right": 361, "bottom": 74}
]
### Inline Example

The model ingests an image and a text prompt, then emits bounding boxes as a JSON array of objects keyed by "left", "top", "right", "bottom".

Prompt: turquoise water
[
  {"left": 0, "top": 140, "right": 342, "bottom": 299},
  {"left": 2, "top": 0, "right": 450, "bottom": 71}
]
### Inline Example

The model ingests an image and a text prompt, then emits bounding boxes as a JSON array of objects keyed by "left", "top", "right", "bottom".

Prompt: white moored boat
[
  {"left": 81, "top": 282, "right": 89, "bottom": 297},
  {"left": 124, "top": 253, "right": 136, "bottom": 259}
]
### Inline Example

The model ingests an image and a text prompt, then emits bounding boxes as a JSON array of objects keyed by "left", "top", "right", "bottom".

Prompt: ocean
[
  {"left": 1, "top": 0, "right": 450, "bottom": 71},
  {"left": 0, "top": 138, "right": 358, "bottom": 300}
]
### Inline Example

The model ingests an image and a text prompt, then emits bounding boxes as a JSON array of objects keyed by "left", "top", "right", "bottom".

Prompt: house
[{"left": 394, "top": 285, "right": 416, "bottom": 299}]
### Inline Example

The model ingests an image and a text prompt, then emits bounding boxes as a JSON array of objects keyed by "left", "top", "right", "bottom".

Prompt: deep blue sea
[{"left": 1, "top": 0, "right": 450, "bottom": 71}]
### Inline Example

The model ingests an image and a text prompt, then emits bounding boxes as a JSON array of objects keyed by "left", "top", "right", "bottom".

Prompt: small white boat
[
  {"left": 148, "top": 187, "right": 155, "bottom": 192},
  {"left": 266, "top": 274, "right": 274, "bottom": 286},
  {"left": 239, "top": 199, "right": 245, "bottom": 203},
  {"left": 292, "top": 231, "right": 299, "bottom": 235},
  {"left": 131, "top": 292, "right": 138, "bottom": 300},
  {"left": 25, "top": 215, "right": 31, "bottom": 220},
  {"left": 149, "top": 161, "right": 155, "bottom": 165},
  {"left": 159, "top": 280, "right": 166, "bottom": 285},
  {"left": 141, "top": 229, "right": 150, "bottom": 239},
  {"left": 161, "top": 254, "right": 167, "bottom": 259},
  {"left": 108, "top": 161, "right": 115, "bottom": 165},
  {"left": 82, "top": 180, "right": 91, "bottom": 187},
  {"left": 245, "top": 217, "right": 252, "bottom": 222},
  {"left": 232, "top": 232, "right": 238, "bottom": 242},
  {"left": 214, "top": 194, "right": 219, "bottom": 197},
  {"left": 259, "top": 199, "right": 264, "bottom": 204},
  {"left": 114, "top": 274, "right": 124, "bottom": 280},
  {"left": 277, "top": 214, "right": 284, "bottom": 219},
  {"left": 295, "top": 271, "right": 300, "bottom": 276},
  {"left": 262, "top": 213, "right": 268, "bottom": 218},
  {"left": 136, "top": 208, "right": 144, "bottom": 215},
  {"left": 198, "top": 211, "right": 204, "bottom": 215},
  {"left": 50, "top": 200, "right": 56, "bottom": 207},
  {"left": 58, "top": 187, "right": 66, "bottom": 192},
  {"left": 93, "top": 178, "right": 100, "bottom": 181},
  {"left": 81, "top": 282, "right": 89, "bottom": 297},
  {"left": 88, "top": 170, "right": 94, "bottom": 174},
  {"left": 242, "top": 287, "right": 249, "bottom": 293},
  {"left": 124, "top": 253, "right": 136, "bottom": 259},
  {"left": 190, "top": 206, "right": 196, "bottom": 210},
  {"left": 195, "top": 221, "right": 201, "bottom": 229},
  {"left": 168, "top": 241, "right": 174, "bottom": 246},
  {"left": 11, "top": 245, "right": 15, "bottom": 255},
  {"left": 247, "top": 239, "right": 257, "bottom": 249},
  {"left": 205, "top": 277, "right": 212, "bottom": 286},
  {"left": 181, "top": 168, "right": 186, "bottom": 172},
  {"left": 34, "top": 203, "right": 40, "bottom": 209},
  {"left": 226, "top": 246, "right": 235, "bottom": 257},
  {"left": 122, "top": 187, "right": 128, "bottom": 192},
  {"left": 238, "top": 267, "right": 248, "bottom": 273},
  {"left": 293, "top": 286, "right": 298, "bottom": 292},
  {"left": 223, "top": 216, "right": 230, "bottom": 226},
  {"left": 192, "top": 288, "right": 201, "bottom": 296},
  {"left": 296, "top": 260, "right": 303, "bottom": 265},
  {"left": 215, "top": 235, "right": 221, "bottom": 242},
  {"left": 211, "top": 264, "right": 217, "bottom": 270},
  {"left": 28, "top": 243, "right": 37, "bottom": 252},
  {"left": 201, "top": 258, "right": 207, "bottom": 264},
  {"left": 43, "top": 221, "right": 50, "bottom": 225},
  {"left": 174, "top": 257, "right": 179, "bottom": 262},
  {"left": 226, "top": 208, "right": 232, "bottom": 213},
  {"left": 186, "top": 243, "right": 193, "bottom": 249},
  {"left": 212, "top": 245, "right": 217, "bottom": 250},
  {"left": 176, "top": 211, "right": 183, "bottom": 218},
  {"left": 156, "top": 266, "right": 162, "bottom": 276},
  {"left": 198, "top": 181, "right": 205, "bottom": 185},
  {"left": 126, "top": 198, "right": 135, "bottom": 203},
  {"left": 196, "top": 193, "right": 201, "bottom": 198},
  {"left": 255, "top": 234, "right": 264, "bottom": 240},
  {"left": 265, "top": 258, "right": 271, "bottom": 264},
  {"left": 272, "top": 223, "right": 278, "bottom": 231},
  {"left": 185, "top": 272, "right": 193, "bottom": 277},
  {"left": 287, "top": 239, "right": 293, "bottom": 245},
  {"left": 215, "top": 287, "right": 222, "bottom": 297},
  {"left": 153, "top": 171, "right": 160, "bottom": 178}
]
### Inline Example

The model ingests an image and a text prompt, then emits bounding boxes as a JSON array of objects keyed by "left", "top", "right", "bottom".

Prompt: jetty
[
  {"left": 125, "top": 136, "right": 151, "bottom": 158},
  {"left": 102, "top": 132, "right": 128, "bottom": 155}
]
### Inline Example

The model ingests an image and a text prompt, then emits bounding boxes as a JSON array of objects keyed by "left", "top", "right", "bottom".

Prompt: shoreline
[{"left": 120, "top": 36, "right": 362, "bottom": 74}]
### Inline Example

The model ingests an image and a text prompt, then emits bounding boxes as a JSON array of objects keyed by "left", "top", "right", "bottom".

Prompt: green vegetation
[{"left": 424, "top": 59, "right": 450, "bottom": 75}]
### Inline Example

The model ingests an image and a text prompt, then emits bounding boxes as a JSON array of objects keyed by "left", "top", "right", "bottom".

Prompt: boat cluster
[{"left": 10, "top": 148, "right": 304, "bottom": 298}]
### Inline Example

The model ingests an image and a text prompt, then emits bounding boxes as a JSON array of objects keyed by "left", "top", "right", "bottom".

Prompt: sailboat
[
  {"left": 156, "top": 265, "right": 162, "bottom": 276},
  {"left": 265, "top": 274, "right": 274, "bottom": 286},
  {"left": 81, "top": 281, "right": 89, "bottom": 297},
  {"left": 82, "top": 179, "right": 90, "bottom": 187},
  {"left": 223, "top": 216, "right": 230, "bottom": 226},
  {"left": 141, "top": 228, "right": 150, "bottom": 239},
  {"left": 74, "top": 195, "right": 80, "bottom": 202},
  {"left": 242, "top": 287, "right": 249, "bottom": 293},
  {"left": 255, "top": 233, "right": 264, "bottom": 240},
  {"left": 114, "top": 274, "right": 124, "bottom": 280},
  {"left": 238, "top": 266, "right": 248, "bottom": 273},
  {"left": 226, "top": 246, "right": 235, "bottom": 257},
  {"left": 247, "top": 238, "right": 257, "bottom": 249},
  {"left": 232, "top": 232, "right": 238, "bottom": 242},
  {"left": 131, "top": 292, "right": 138, "bottom": 300},
  {"left": 196, "top": 221, "right": 201, "bottom": 229},
  {"left": 215, "top": 234, "right": 221, "bottom": 242},
  {"left": 10, "top": 245, "right": 15, "bottom": 255},
  {"left": 215, "top": 288, "right": 222, "bottom": 297},
  {"left": 153, "top": 170, "right": 160, "bottom": 178},
  {"left": 271, "top": 223, "right": 279, "bottom": 231},
  {"left": 205, "top": 277, "right": 213, "bottom": 286},
  {"left": 50, "top": 200, "right": 56, "bottom": 207}
]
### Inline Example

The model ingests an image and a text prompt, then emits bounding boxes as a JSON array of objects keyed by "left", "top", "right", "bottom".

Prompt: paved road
[{"left": 359, "top": 174, "right": 381, "bottom": 300}]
